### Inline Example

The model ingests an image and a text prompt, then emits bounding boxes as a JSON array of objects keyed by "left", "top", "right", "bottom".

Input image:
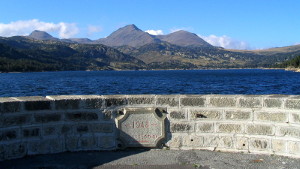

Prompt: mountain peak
[
  {"left": 95, "top": 24, "right": 160, "bottom": 47},
  {"left": 28, "top": 30, "right": 57, "bottom": 40}
]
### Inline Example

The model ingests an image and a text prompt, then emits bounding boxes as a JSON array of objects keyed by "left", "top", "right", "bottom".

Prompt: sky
[{"left": 0, "top": 0, "right": 299, "bottom": 50}]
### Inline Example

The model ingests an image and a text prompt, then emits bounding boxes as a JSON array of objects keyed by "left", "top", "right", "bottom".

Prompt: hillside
[{"left": 0, "top": 36, "right": 145, "bottom": 72}]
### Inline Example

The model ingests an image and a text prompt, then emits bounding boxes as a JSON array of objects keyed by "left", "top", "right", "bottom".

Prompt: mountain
[
  {"left": 95, "top": 24, "right": 161, "bottom": 47},
  {"left": 28, "top": 30, "right": 58, "bottom": 40},
  {"left": 0, "top": 36, "right": 145, "bottom": 72},
  {"left": 68, "top": 38, "right": 93, "bottom": 44},
  {"left": 157, "top": 30, "right": 212, "bottom": 47}
]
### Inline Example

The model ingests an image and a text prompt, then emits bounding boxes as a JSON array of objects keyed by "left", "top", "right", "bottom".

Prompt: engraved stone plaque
[{"left": 116, "top": 107, "right": 166, "bottom": 147}]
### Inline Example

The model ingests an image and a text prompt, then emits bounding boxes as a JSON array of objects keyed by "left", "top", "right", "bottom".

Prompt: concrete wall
[{"left": 0, "top": 95, "right": 300, "bottom": 160}]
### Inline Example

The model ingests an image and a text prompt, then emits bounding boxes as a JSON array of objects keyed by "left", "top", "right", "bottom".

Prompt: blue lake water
[{"left": 0, "top": 69, "right": 300, "bottom": 97}]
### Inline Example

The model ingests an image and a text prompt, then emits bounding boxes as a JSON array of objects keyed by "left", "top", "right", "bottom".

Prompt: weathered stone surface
[
  {"left": 90, "top": 123, "right": 113, "bottom": 133},
  {"left": 291, "top": 113, "right": 300, "bottom": 124},
  {"left": 183, "top": 135, "right": 204, "bottom": 147},
  {"left": 103, "top": 110, "right": 113, "bottom": 120},
  {"left": 190, "top": 110, "right": 221, "bottom": 120},
  {"left": 285, "top": 99, "right": 300, "bottom": 109},
  {"left": 27, "top": 139, "right": 63, "bottom": 155},
  {"left": 167, "top": 135, "right": 182, "bottom": 148},
  {"left": 85, "top": 98, "right": 103, "bottom": 109},
  {"left": 246, "top": 124, "right": 274, "bottom": 135},
  {"left": 66, "top": 112, "right": 98, "bottom": 121},
  {"left": 169, "top": 110, "right": 186, "bottom": 120},
  {"left": 225, "top": 110, "right": 251, "bottom": 120},
  {"left": 289, "top": 141, "right": 300, "bottom": 155},
  {"left": 250, "top": 138, "right": 270, "bottom": 151},
  {"left": 217, "top": 123, "right": 243, "bottom": 133},
  {"left": 209, "top": 97, "right": 236, "bottom": 107},
  {"left": 24, "top": 101, "right": 51, "bottom": 111},
  {"left": 99, "top": 136, "right": 115, "bottom": 149},
  {"left": 278, "top": 127, "right": 300, "bottom": 138},
  {"left": 239, "top": 97, "right": 261, "bottom": 108},
  {"left": 61, "top": 125, "right": 73, "bottom": 135},
  {"left": 2, "top": 142, "right": 26, "bottom": 160},
  {"left": 0, "top": 102, "right": 21, "bottom": 113},
  {"left": 42, "top": 126, "right": 59, "bottom": 136},
  {"left": 170, "top": 123, "right": 193, "bottom": 133},
  {"left": 264, "top": 98, "right": 283, "bottom": 108},
  {"left": 117, "top": 108, "right": 166, "bottom": 147},
  {"left": 202, "top": 135, "right": 219, "bottom": 147},
  {"left": 256, "top": 112, "right": 287, "bottom": 122},
  {"left": 127, "top": 96, "right": 155, "bottom": 105},
  {"left": 236, "top": 137, "right": 249, "bottom": 150},
  {"left": 157, "top": 96, "right": 179, "bottom": 107},
  {"left": 76, "top": 125, "right": 89, "bottom": 133},
  {"left": 1, "top": 115, "right": 31, "bottom": 127},
  {"left": 104, "top": 97, "right": 127, "bottom": 107},
  {"left": 65, "top": 137, "right": 78, "bottom": 151},
  {"left": 34, "top": 113, "right": 61, "bottom": 123},
  {"left": 180, "top": 97, "right": 205, "bottom": 107},
  {"left": 23, "top": 128, "right": 40, "bottom": 138},
  {"left": 78, "top": 136, "right": 97, "bottom": 150},
  {"left": 55, "top": 99, "right": 80, "bottom": 110},
  {"left": 218, "top": 136, "right": 233, "bottom": 148},
  {"left": 0, "top": 129, "right": 18, "bottom": 141},
  {"left": 272, "top": 139, "right": 287, "bottom": 153},
  {"left": 197, "top": 123, "right": 214, "bottom": 133}
]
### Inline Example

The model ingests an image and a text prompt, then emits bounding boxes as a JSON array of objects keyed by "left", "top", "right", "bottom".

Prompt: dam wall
[{"left": 1, "top": 95, "right": 300, "bottom": 160}]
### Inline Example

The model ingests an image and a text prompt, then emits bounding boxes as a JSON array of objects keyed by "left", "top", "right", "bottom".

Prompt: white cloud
[
  {"left": 87, "top": 25, "right": 102, "bottom": 36},
  {"left": 0, "top": 19, "right": 79, "bottom": 38},
  {"left": 199, "top": 34, "right": 250, "bottom": 50},
  {"left": 145, "top": 29, "right": 164, "bottom": 35}
]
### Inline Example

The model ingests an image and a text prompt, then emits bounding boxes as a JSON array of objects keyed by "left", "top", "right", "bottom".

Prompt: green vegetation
[{"left": 278, "top": 55, "right": 300, "bottom": 68}]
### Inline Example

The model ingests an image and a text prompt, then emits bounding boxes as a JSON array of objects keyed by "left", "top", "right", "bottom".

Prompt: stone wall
[{"left": 0, "top": 95, "right": 300, "bottom": 160}]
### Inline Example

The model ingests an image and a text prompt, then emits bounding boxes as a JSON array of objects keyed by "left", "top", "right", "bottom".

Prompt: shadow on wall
[{"left": 0, "top": 95, "right": 171, "bottom": 169}]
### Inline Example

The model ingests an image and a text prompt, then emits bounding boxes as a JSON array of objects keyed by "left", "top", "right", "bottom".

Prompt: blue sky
[{"left": 0, "top": 0, "right": 299, "bottom": 49}]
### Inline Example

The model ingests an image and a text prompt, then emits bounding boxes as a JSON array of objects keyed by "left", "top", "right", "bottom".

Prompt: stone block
[
  {"left": 190, "top": 109, "right": 221, "bottom": 120},
  {"left": 170, "top": 123, "right": 193, "bottom": 133},
  {"left": 3, "top": 142, "right": 26, "bottom": 160},
  {"left": 264, "top": 98, "right": 283, "bottom": 108},
  {"left": 291, "top": 113, "right": 300, "bottom": 124},
  {"left": 278, "top": 127, "right": 300, "bottom": 139},
  {"left": 288, "top": 141, "right": 300, "bottom": 155},
  {"left": 0, "top": 102, "right": 21, "bottom": 113},
  {"left": 169, "top": 110, "right": 186, "bottom": 120},
  {"left": 23, "top": 128, "right": 40, "bottom": 138},
  {"left": 217, "top": 123, "right": 243, "bottom": 134},
  {"left": 55, "top": 99, "right": 80, "bottom": 110},
  {"left": 76, "top": 125, "right": 89, "bottom": 134},
  {"left": 103, "top": 110, "right": 113, "bottom": 120},
  {"left": 218, "top": 136, "right": 233, "bottom": 148},
  {"left": 256, "top": 112, "right": 287, "bottom": 122},
  {"left": 0, "top": 129, "right": 18, "bottom": 141},
  {"left": 84, "top": 98, "right": 103, "bottom": 109},
  {"left": 209, "top": 97, "right": 236, "bottom": 107},
  {"left": 42, "top": 126, "right": 59, "bottom": 136},
  {"left": 78, "top": 136, "right": 97, "bottom": 150},
  {"left": 157, "top": 96, "right": 179, "bottom": 107},
  {"left": 180, "top": 97, "right": 205, "bottom": 107},
  {"left": 127, "top": 96, "right": 155, "bottom": 105},
  {"left": 90, "top": 123, "right": 113, "bottom": 133},
  {"left": 65, "top": 137, "right": 78, "bottom": 151},
  {"left": 285, "top": 99, "right": 300, "bottom": 109},
  {"left": 202, "top": 135, "right": 219, "bottom": 147},
  {"left": 34, "top": 113, "right": 61, "bottom": 123},
  {"left": 225, "top": 110, "right": 251, "bottom": 120},
  {"left": 183, "top": 135, "right": 204, "bottom": 147},
  {"left": 246, "top": 124, "right": 274, "bottom": 135},
  {"left": 197, "top": 123, "right": 214, "bottom": 133},
  {"left": 61, "top": 124, "right": 73, "bottom": 135},
  {"left": 24, "top": 101, "right": 51, "bottom": 111},
  {"left": 167, "top": 135, "right": 182, "bottom": 148},
  {"left": 250, "top": 138, "right": 270, "bottom": 151},
  {"left": 1, "top": 114, "right": 31, "bottom": 127},
  {"left": 98, "top": 136, "right": 115, "bottom": 149},
  {"left": 236, "top": 137, "right": 249, "bottom": 150},
  {"left": 239, "top": 97, "right": 262, "bottom": 108},
  {"left": 66, "top": 112, "right": 98, "bottom": 121},
  {"left": 27, "top": 139, "right": 63, "bottom": 155},
  {"left": 272, "top": 139, "right": 287, "bottom": 153},
  {"left": 104, "top": 97, "right": 127, "bottom": 107}
]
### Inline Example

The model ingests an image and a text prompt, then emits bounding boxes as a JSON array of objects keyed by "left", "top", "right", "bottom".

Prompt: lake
[{"left": 0, "top": 69, "right": 300, "bottom": 97}]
